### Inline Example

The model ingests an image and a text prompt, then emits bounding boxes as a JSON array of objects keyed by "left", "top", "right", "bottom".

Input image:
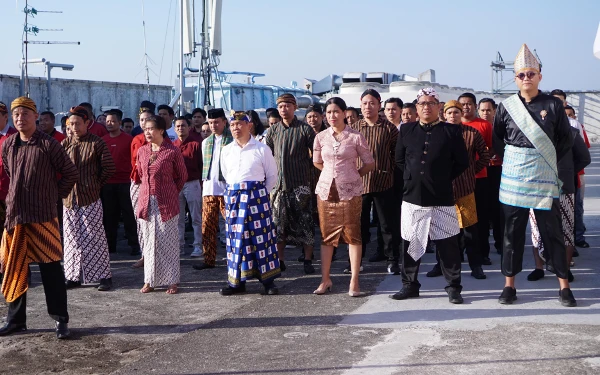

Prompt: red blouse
[{"left": 136, "top": 142, "right": 187, "bottom": 222}]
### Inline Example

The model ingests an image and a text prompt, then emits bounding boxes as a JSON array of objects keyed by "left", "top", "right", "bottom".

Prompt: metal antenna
[
  {"left": 21, "top": 1, "right": 80, "bottom": 96},
  {"left": 141, "top": 0, "right": 153, "bottom": 98}
]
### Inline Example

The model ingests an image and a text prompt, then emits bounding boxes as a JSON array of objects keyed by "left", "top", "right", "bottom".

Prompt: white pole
[{"left": 179, "top": 0, "right": 185, "bottom": 115}]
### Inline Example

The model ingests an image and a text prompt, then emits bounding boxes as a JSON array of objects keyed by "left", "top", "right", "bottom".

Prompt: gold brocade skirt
[
  {"left": 317, "top": 180, "right": 362, "bottom": 247},
  {"left": 454, "top": 192, "right": 478, "bottom": 229}
]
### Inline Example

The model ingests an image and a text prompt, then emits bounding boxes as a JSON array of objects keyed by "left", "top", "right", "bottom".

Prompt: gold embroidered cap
[{"left": 514, "top": 44, "right": 540, "bottom": 73}]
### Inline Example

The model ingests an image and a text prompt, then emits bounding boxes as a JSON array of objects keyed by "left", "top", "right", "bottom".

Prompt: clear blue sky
[{"left": 1, "top": 0, "right": 599, "bottom": 93}]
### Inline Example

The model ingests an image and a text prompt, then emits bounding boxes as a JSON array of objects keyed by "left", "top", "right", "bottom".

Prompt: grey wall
[{"left": 0, "top": 74, "right": 172, "bottom": 126}]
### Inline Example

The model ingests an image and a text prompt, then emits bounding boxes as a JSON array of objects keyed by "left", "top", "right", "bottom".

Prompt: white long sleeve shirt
[
  {"left": 201, "top": 134, "right": 227, "bottom": 196},
  {"left": 220, "top": 136, "right": 278, "bottom": 193}
]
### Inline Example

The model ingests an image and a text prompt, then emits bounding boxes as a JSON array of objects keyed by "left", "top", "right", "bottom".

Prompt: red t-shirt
[
  {"left": 130, "top": 133, "right": 172, "bottom": 184},
  {"left": 173, "top": 136, "right": 203, "bottom": 182},
  {"left": 0, "top": 127, "right": 18, "bottom": 201},
  {"left": 50, "top": 129, "right": 66, "bottom": 143},
  {"left": 88, "top": 121, "right": 109, "bottom": 138},
  {"left": 102, "top": 132, "right": 134, "bottom": 184},
  {"left": 463, "top": 118, "right": 493, "bottom": 178}
]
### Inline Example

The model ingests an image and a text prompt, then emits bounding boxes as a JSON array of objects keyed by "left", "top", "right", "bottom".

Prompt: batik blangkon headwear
[
  {"left": 68, "top": 106, "right": 89, "bottom": 121},
  {"left": 514, "top": 44, "right": 541, "bottom": 73},
  {"left": 443, "top": 100, "right": 463, "bottom": 113},
  {"left": 229, "top": 110, "right": 250, "bottom": 122},
  {"left": 10, "top": 96, "right": 38, "bottom": 113},
  {"left": 276, "top": 94, "right": 297, "bottom": 106},
  {"left": 417, "top": 87, "right": 439, "bottom": 101}
]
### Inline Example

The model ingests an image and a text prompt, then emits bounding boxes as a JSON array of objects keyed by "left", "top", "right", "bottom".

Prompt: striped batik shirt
[
  {"left": 452, "top": 124, "right": 490, "bottom": 199},
  {"left": 62, "top": 133, "right": 116, "bottom": 208},
  {"left": 350, "top": 117, "right": 398, "bottom": 194},
  {"left": 2, "top": 130, "right": 78, "bottom": 231},
  {"left": 265, "top": 117, "right": 315, "bottom": 191}
]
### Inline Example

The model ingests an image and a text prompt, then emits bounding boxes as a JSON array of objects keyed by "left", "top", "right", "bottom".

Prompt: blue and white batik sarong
[
  {"left": 224, "top": 181, "right": 281, "bottom": 287},
  {"left": 499, "top": 94, "right": 561, "bottom": 210}
]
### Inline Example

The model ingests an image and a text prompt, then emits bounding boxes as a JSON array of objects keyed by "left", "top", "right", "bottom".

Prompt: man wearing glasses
[
  {"left": 392, "top": 88, "right": 469, "bottom": 304},
  {"left": 492, "top": 44, "right": 575, "bottom": 307}
]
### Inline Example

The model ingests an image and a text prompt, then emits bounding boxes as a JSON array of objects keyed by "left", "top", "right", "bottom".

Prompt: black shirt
[
  {"left": 492, "top": 91, "right": 573, "bottom": 163},
  {"left": 559, "top": 128, "right": 590, "bottom": 194},
  {"left": 396, "top": 121, "right": 469, "bottom": 207}
]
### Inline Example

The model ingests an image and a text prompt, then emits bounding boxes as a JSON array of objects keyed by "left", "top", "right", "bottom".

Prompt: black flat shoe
[
  {"left": 482, "top": 257, "right": 492, "bottom": 266},
  {"left": 56, "top": 322, "right": 70, "bottom": 339},
  {"left": 426, "top": 264, "right": 442, "bottom": 277},
  {"left": 297, "top": 253, "right": 305, "bottom": 262},
  {"left": 575, "top": 241, "right": 589, "bottom": 249},
  {"left": 498, "top": 287, "right": 517, "bottom": 304},
  {"left": 389, "top": 287, "right": 419, "bottom": 300},
  {"left": 527, "top": 269, "right": 545, "bottom": 281},
  {"left": 262, "top": 282, "right": 279, "bottom": 295},
  {"left": 97, "top": 278, "right": 112, "bottom": 291},
  {"left": 65, "top": 280, "right": 81, "bottom": 289},
  {"left": 559, "top": 288, "right": 577, "bottom": 307},
  {"left": 573, "top": 249, "right": 580, "bottom": 257},
  {"left": 471, "top": 267, "right": 487, "bottom": 280},
  {"left": 0, "top": 322, "right": 27, "bottom": 336},
  {"left": 303, "top": 261, "right": 315, "bottom": 274},
  {"left": 220, "top": 284, "right": 246, "bottom": 296},
  {"left": 279, "top": 261, "right": 286, "bottom": 272},
  {"left": 192, "top": 263, "right": 215, "bottom": 271},
  {"left": 448, "top": 290, "right": 464, "bottom": 304}
]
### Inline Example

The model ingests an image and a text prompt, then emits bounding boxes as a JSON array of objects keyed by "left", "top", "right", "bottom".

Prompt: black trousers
[
  {"left": 7, "top": 261, "right": 69, "bottom": 324},
  {"left": 101, "top": 183, "right": 139, "bottom": 253},
  {"left": 360, "top": 187, "right": 400, "bottom": 262},
  {"left": 475, "top": 178, "right": 490, "bottom": 258},
  {"left": 502, "top": 199, "right": 568, "bottom": 279},
  {"left": 487, "top": 166, "right": 504, "bottom": 251},
  {"left": 437, "top": 224, "right": 481, "bottom": 270},
  {"left": 402, "top": 234, "right": 462, "bottom": 292}
]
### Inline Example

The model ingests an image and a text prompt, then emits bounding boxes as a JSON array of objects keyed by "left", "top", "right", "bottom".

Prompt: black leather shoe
[
  {"left": 387, "top": 262, "right": 401, "bottom": 275},
  {"left": 498, "top": 287, "right": 517, "bottom": 304},
  {"left": 448, "top": 290, "right": 464, "bottom": 304},
  {"left": 297, "top": 253, "right": 305, "bottom": 262},
  {"left": 568, "top": 270, "right": 574, "bottom": 283},
  {"left": 368, "top": 253, "right": 387, "bottom": 262},
  {"left": 573, "top": 248, "right": 580, "bottom": 257},
  {"left": 303, "top": 261, "right": 315, "bottom": 274},
  {"left": 262, "top": 282, "right": 279, "bottom": 295},
  {"left": 280, "top": 261, "right": 287, "bottom": 272},
  {"left": 220, "top": 284, "right": 246, "bottom": 296},
  {"left": 471, "top": 267, "right": 487, "bottom": 279},
  {"left": 527, "top": 269, "right": 545, "bottom": 281},
  {"left": 65, "top": 280, "right": 81, "bottom": 289},
  {"left": 56, "top": 322, "right": 70, "bottom": 339},
  {"left": 482, "top": 257, "right": 492, "bottom": 265},
  {"left": 192, "top": 263, "right": 215, "bottom": 271},
  {"left": 0, "top": 322, "right": 27, "bottom": 336},
  {"left": 97, "top": 278, "right": 112, "bottom": 291},
  {"left": 426, "top": 264, "right": 442, "bottom": 277},
  {"left": 559, "top": 288, "right": 577, "bottom": 307},
  {"left": 390, "top": 287, "right": 419, "bottom": 300},
  {"left": 575, "top": 241, "right": 589, "bottom": 249}
]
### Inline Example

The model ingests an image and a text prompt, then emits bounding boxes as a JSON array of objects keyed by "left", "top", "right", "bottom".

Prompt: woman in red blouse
[{"left": 136, "top": 116, "right": 187, "bottom": 294}]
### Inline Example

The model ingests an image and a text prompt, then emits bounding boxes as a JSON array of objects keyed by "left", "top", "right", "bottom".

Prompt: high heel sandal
[{"left": 313, "top": 281, "right": 333, "bottom": 295}]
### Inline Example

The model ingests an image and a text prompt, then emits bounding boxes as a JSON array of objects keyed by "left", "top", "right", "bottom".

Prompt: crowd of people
[{"left": 0, "top": 43, "right": 592, "bottom": 340}]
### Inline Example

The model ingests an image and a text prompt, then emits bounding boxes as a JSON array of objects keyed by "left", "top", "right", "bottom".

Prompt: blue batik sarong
[{"left": 224, "top": 181, "right": 281, "bottom": 287}]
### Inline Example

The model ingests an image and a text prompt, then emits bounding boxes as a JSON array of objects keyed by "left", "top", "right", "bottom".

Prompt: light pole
[
  {"left": 44, "top": 61, "right": 74, "bottom": 111},
  {"left": 19, "top": 58, "right": 46, "bottom": 96}
]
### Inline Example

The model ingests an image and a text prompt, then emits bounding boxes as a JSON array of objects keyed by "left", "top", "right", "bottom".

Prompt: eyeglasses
[
  {"left": 417, "top": 101, "right": 438, "bottom": 107},
  {"left": 516, "top": 71, "right": 537, "bottom": 80}
]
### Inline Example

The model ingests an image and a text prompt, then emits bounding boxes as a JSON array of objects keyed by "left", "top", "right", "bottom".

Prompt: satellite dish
[{"left": 594, "top": 22, "right": 600, "bottom": 59}]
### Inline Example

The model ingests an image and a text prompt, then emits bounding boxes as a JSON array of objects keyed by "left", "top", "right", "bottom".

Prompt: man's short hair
[
  {"left": 157, "top": 104, "right": 175, "bottom": 116},
  {"left": 265, "top": 107, "right": 278, "bottom": 118},
  {"left": 458, "top": 93, "right": 477, "bottom": 104},
  {"left": 565, "top": 105, "right": 576, "bottom": 114},
  {"left": 122, "top": 117, "right": 134, "bottom": 125},
  {"left": 402, "top": 103, "right": 417, "bottom": 111},
  {"left": 346, "top": 107, "right": 360, "bottom": 118},
  {"left": 40, "top": 111, "right": 55, "bottom": 121},
  {"left": 175, "top": 116, "right": 191, "bottom": 126},
  {"left": 78, "top": 102, "right": 93, "bottom": 116},
  {"left": 550, "top": 89, "right": 567, "bottom": 100},
  {"left": 384, "top": 97, "right": 404, "bottom": 108},
  {"left": 478, "top": 97, "right": 497, "bottom": 109},
  {"left": 192, "top": 108, "right": 207, "bottom": 117},
  {"left": 106, "top": 109, "right": 123, "bottom": 122}
]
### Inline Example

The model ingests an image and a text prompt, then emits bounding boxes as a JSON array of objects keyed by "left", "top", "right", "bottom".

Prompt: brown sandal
[
  {"left": 166, "top": 284, "right": 178, "bottom": 295},
  {"left": 140, "top": 284, "right": 154, "bottom": 293},
  {"left": 131, "top": 258, "right": 144, "bottom": 269}
]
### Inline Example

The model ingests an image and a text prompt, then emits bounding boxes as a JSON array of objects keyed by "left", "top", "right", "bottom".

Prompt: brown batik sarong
[{"left": 0, "top": 218, "right": 63, "bottom": 303}]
